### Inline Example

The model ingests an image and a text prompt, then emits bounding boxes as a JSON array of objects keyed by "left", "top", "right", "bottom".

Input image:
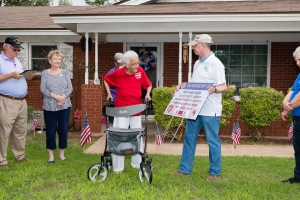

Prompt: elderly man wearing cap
[
  {"left": 172, "top": 34, "right": 227, "bottom": 181},
  {"left": 0, "top": 36, "right": 35, "bottom": 169}
]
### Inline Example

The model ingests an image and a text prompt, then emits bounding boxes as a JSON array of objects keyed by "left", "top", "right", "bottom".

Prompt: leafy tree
[
  {"left": 58, "top": 0, "right": 72, "bottom": 6},
  {"left": 85, "top": 0, "right": 119, "bottom": 6},
  {"left": 0, "top": 0, "right": 53, "bottom": 6}
]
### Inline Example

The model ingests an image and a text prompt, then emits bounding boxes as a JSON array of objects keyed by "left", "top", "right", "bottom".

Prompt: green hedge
[{"left": 240, "top": 87, "right": 284, "bottom": 140}]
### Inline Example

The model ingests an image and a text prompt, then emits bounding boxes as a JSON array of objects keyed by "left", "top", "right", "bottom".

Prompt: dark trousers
[
  {"left": 44, "top": 108, "right": 70, "bottom": 150},
  {"left": 293, "top": 117, "right": 300, "bottom": 180}
]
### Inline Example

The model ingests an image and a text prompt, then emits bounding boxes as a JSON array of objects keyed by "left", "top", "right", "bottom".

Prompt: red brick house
[{"left": 1, "top": 0, "right": 300, "bottom": 136}]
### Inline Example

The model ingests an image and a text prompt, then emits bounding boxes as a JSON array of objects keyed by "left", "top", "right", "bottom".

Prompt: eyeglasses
[
  {"left": 130, "top": 62, "right": 140, "bottom": 66},
  {"left": 9, "top": 45, "right": 21, "bottom": 52}
]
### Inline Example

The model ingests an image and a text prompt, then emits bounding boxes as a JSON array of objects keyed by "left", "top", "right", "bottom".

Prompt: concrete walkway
[{"left": 85, "top": 132, "right": 294, "bottom": 158}]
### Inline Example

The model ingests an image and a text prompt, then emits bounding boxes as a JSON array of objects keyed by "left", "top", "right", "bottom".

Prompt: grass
[{"left": 0, "top": 133, "right": 299, "bottom": 200}]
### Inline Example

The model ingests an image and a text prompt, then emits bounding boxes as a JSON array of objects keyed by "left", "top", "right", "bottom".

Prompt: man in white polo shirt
[
  {"left": 0, "top": 36, "right": 34, "bottom": 169},
  {"left": 172, "top": 34, "right": 227, "bottom": 181}
]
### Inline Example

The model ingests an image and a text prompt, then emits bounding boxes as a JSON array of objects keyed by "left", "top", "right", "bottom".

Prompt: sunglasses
[{"left": 9, "top": 45, "right": 21, "bottom": 52}]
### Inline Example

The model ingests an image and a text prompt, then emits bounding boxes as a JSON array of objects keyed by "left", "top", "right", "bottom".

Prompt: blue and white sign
[{"left": 164, "top": 82, "right": 213, "bottom": 120}]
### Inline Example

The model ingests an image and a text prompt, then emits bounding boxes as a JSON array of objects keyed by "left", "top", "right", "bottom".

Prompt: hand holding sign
[{"left": 164, "top": 82, "right": 213, "bottom": 120}]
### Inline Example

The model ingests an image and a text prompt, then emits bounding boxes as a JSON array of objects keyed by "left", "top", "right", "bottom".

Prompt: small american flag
[
  {"left": 80, "top": 115, "right": 92, "bottom": 147},
  {"left": 155, "top": 122, "right": 162, "bottom": 146},
  {"left": 288, "top": 122, "right": 293, "bottom": 141},
  {"left": 231, "top": 121, "right": 241, "bottom": 149},
  {"left": 32, "top": 117, "right": 38, "bottom": 131}
]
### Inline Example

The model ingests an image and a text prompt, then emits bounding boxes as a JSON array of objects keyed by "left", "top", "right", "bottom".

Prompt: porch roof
[
  {"left": 51, "top": 1, "right": 300, "bottom": 16},
  {"left": 49, "top": 1, "right": 300, "bottom": 34}
]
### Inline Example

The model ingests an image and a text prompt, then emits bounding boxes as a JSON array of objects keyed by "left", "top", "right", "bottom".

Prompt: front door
[{"left": 127, "top": 43, "right": 162, "bottom": 118}]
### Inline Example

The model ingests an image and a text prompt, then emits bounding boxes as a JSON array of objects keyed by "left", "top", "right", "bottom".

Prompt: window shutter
[
  {"left": 59, "top": 42, "right": 73, "bottom": 78},
  {"left": 17, "top": 42, "right": 29, "bottom": 70}
]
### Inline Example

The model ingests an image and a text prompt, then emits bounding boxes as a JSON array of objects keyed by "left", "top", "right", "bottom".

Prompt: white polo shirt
[{"left": 191, "top": 53, "right": 226, "bottom": 116}]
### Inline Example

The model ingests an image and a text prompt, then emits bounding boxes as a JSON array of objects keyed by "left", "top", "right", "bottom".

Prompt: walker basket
[{"left": 107, "top": 130, "right": 142, "bottom": 156}]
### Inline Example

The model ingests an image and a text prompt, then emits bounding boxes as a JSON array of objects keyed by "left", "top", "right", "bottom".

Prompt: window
[
  {"left": 211, "top": 44, "right": 268, "bottom": 94},
  {"left": 31, "top": 45, "right": 57, "bottom": 71}
]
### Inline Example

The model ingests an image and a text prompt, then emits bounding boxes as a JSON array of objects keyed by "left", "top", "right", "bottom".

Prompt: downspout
[
  {"left": 178, "top": 32, "right": 182, "bottom": 85},
  {"left": 85, "top": 32, "right": 89, "bottom": 84},
  {"left": 188, "top": 32, "right": 192, "bottom": 82}
]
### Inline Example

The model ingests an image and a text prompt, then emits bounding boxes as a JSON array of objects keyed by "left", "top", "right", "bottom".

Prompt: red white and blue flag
[
  {"left": 32, "top": 117, "right": 38, "bottom": 131},
  {"left": 288, "top": 122, "right": 293, "bottom": 141},
  {"left": 80, "top": 115, "right": 92, "bottom": 147},
  {"left": 231, "top": 121, "right": 241, "bottom": 149},
  {"left": 155, "top": 122, "right": 162, "bottom": 146}
]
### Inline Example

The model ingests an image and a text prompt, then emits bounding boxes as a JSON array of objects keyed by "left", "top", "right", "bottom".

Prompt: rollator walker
[{"left": 87, "top": 100, "right": 153, "bottom": 183}]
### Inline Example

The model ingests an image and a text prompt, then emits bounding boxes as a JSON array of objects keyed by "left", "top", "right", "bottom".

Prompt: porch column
[
  {"left": 188, "top": 32, "right": 192, "bottom": 82},
  {"left": 85, "top": 32, "right": 89, "bottom": 84},
  {"left": 178, "top": 32, "right": 182, "bottom": 85},
  {"left": 94, "top": 33, "right": 100, "bottom": 85}
]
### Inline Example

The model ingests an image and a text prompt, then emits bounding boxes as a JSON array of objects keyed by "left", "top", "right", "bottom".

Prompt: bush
[
  {"left": 27, "top": 106, "right": 36, "bottom": 123},
  {"left": 220, "top": 85, "right": 236, "bottom": 128},
  {"left": 152, "top": 86, "right": 185, "bottom": 140},
  {"left": 240, "top": 87, "right": 284, "bottom": 140}
]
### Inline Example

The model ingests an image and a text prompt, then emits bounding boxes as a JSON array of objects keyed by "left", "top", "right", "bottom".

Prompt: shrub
[
  {"left": 27, "top": 106, "right": 36, "bottom": 123},
  {"left": 220, "top": 85, "right": 236, "bottom": 128},
  {"left": 239, "top": 87, "right": 284, "bottom": 140},
  {"left": 152, "top": 86, "right": 185, "bottom": 140}
]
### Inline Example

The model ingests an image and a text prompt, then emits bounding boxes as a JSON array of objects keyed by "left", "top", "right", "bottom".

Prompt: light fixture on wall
[
  {"left": 182, "top": 42, "right": 189, "bottom": 64},
  {"left": 80, "top": 36, "right": 92, "bottom": 52}
]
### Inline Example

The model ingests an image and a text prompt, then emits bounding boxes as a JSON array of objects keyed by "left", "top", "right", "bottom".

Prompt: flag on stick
[
  {"left": 32, "top": 116, "right": 38, "bottom": 131},
  {"left": 231, "top": 121, "right": 241, "bottom": 149},
  {"left": 155, "top": 122, "right": 162, "bottom": 146},
  {"left": 80, "top": 115, "right": 92, "bottom": 147},
  {"left": 288, "top": 122, "right": 293, "bottom": 141}
]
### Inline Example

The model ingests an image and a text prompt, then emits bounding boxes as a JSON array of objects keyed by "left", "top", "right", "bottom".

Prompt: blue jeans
[
  {"left": 179, "top": 115, "right": 222, "bottom": 175},
  {"left": 293, "top": 117, "right": 300, "bottom": 180}
]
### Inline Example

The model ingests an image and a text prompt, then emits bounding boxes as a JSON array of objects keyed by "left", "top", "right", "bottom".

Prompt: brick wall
[
  {"left": 81, "top": 80, "right": 102, "bottom": 132},
  {"left": 270, "top": 42, "right": 300, "bottom": 93},
  {"left": 163, "top": 42, "right": 197, "bottom": 86}
]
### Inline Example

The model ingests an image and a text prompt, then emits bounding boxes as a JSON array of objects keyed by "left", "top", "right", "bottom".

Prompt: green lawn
[{"left": 0, "top": 134, "right": 299, "bottom": 200}]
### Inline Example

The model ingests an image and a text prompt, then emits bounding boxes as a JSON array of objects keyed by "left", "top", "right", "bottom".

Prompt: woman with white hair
[
  {"left": 104, "top": 50, "right": 152, "bottom": 174},
  {"left": 105, "top": 52, "right": 124, "bottom": 106}
]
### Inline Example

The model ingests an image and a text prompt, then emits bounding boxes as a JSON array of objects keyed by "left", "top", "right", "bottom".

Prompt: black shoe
[
  {"left": 47, "top": 160, "right": 55, "bottom": 164},
  {"left": 282, "top": 177, "right": 300, "bottom": 184}
]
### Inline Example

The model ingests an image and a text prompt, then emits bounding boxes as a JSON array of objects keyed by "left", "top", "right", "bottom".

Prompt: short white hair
[
  {"left": 123, "top": 50, "right": 138, "bottom": 65},
  {"left": 114, "top": 52, "right": 123, "bottom": 63},
  {"left": 293, "top": 46, "right": 300, "bottom": 58}
]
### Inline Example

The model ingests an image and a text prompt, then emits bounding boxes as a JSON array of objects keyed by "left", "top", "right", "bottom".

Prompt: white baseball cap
[{"left": 188, "top": 34, "right": 213, "bottom": 46}]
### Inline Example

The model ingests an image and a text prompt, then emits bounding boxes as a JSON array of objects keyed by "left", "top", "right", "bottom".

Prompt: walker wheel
[
  {"left": 139, "top": 163, "right": 152, "bottom": 184},
  {"left": 87, "top": 163, "right": 108, "bottom": 182}
]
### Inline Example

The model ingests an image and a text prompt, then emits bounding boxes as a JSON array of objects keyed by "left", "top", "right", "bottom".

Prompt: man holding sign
[{"left": 172, "top": 34, "right": 227, "bottom": 181}]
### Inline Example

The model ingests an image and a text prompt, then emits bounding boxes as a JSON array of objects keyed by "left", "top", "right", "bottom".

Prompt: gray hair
[
  {"left": 114, "top": 52, "right": 123, "bottom": 63},
  {"left": 3, "top": 43, "right": 9, "bottom": 49},
  {"left": 123, "top": 50, "right": 138, "bottom": 65},
  {"left": 293, "top": 47, "right": 300, "bottom": 58}
]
